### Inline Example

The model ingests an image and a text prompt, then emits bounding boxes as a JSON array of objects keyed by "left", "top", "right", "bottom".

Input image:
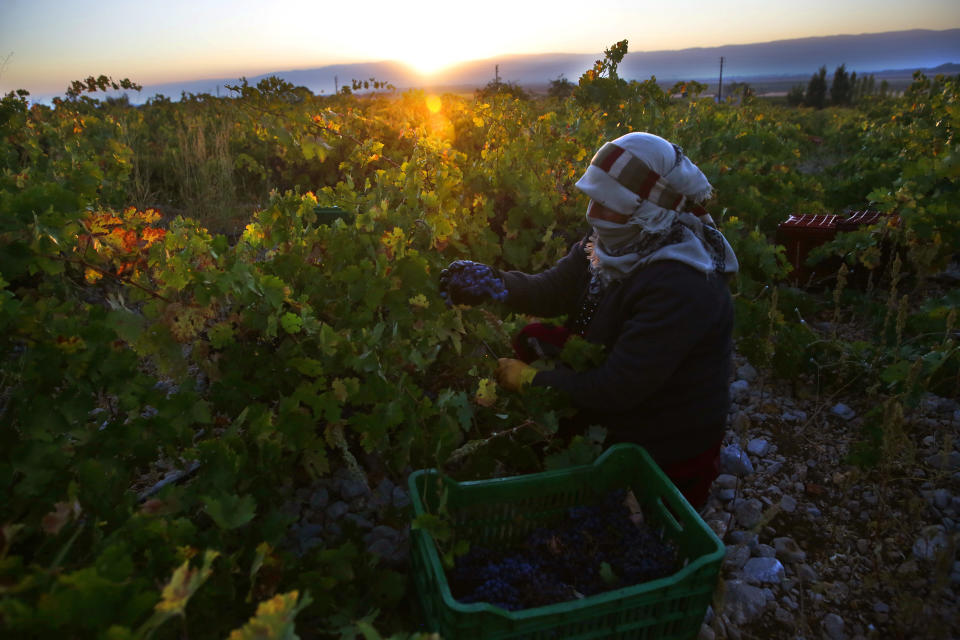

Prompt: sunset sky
[{"left": 2, "top": 0, "right": 959, "bottom": 97}]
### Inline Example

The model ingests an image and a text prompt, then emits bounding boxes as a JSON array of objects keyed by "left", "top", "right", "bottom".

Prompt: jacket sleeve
[
  {"left": 531, "top": 268, "right": 720, "bottom": 411},
  {"left": 497, "top": 238, "right": 589, "bottom": 318}
]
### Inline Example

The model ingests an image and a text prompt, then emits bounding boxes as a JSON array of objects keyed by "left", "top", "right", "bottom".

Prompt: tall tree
[
  {"left": 548, "top": 74, "right": 575, "bottom": 99},
  {"left": 853, "top": 73, "right": 876, "bottom": 102},
  {"left": 830, "top": 64, "right": 853, "bottom": 106},
  {"left": 805, "top": 66, "right": 828, "bottom": 109},
  {"left": 786, "top": 84, "right": 805, "bottom": 107}
]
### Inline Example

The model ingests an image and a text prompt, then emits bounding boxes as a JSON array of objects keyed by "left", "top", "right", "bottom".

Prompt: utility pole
[
  {"left": 495, "top": 64, "right": 500, "bottom": 86},
  {"left": 717, "top": 57, "right": 725, "bottom": 102},
  {"left": 334, "top": 75, "right": 339, "bottom": 94}
]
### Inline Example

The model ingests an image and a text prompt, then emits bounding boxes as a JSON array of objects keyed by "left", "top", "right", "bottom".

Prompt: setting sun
[
  {"left": 425, "top": 95, "right": 442, "bottom": 113},
  {"left": 353, "top": 3, "right": 526, "bottom": 76},
  {"left": 397, "top": 48, "right": 465, "bottom": 76},
  {"left": 386, "top": 38, "right": 484, "bottom": 76}
]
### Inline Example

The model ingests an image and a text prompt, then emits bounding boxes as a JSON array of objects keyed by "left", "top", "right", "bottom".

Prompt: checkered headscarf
[{"left": 574, "top": 132, "right": 738, "bottom": 282}]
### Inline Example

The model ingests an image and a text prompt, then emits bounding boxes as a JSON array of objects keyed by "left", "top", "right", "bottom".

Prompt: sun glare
[
  {"left": 379, "top": 18, "right": 492, "bottom": 76},
  {"left": 425, "top": 95, "right": 442, "bottom": 113},
  {"left": 353, "top": 3, "right": 529, "bottom": 76},
  {"left": 398, "top": 48, "right": 467, "bottom": 76}
]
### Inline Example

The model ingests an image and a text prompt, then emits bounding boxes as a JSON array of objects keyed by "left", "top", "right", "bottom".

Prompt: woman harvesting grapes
[{"left": 439, "top": 132, "right": 738, "bottom": 509}]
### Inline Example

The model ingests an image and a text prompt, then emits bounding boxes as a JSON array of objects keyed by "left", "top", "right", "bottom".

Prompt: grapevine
[{"left": 0, "top": 56, "right": 957, "bottom": 639}]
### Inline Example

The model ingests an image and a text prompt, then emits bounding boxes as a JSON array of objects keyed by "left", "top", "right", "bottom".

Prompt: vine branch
[{"left": 58, "top": 255, "right": 173, "bottom": 303}]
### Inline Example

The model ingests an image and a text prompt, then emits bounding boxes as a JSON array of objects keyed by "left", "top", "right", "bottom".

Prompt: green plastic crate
[{"left": 408, "top": 443, "right": 725, "bottom": 640}]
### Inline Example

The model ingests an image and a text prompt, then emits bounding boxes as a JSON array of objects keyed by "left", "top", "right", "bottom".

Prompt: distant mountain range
[{"left": 130, "top": 28, "right": 960, "bottom": 101}]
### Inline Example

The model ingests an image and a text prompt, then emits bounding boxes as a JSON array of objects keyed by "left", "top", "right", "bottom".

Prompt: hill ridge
[{"left": 116, "top": 28, "right": 960, "bottom": 101}]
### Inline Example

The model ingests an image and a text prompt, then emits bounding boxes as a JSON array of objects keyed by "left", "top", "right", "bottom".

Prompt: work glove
[
  {"left": 496, "top": 358, "right": 538, "bottom": 392},
  {"left": 438, "top": 260, "right": 508, "bottom": 306}
]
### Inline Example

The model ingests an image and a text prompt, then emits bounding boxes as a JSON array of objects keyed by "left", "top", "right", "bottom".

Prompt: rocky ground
[
  {"left": 699, "top": 354, "right": 960, "bottom": 640},
  {"left": 266, "top": 347, "right": 960, "bottom": 639}
]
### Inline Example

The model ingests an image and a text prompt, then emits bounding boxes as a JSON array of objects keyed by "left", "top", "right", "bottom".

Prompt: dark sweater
[{"left": 499, "top": 238, "right": 734, "bottom": 466}]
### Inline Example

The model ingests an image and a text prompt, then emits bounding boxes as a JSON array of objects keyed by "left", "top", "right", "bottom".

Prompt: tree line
[{"left": 787, "top": 64, "right": 891, "bottom": 108}]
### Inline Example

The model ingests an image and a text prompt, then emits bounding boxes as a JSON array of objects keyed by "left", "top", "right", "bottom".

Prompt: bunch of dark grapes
[
  {"left": 619, "top": 525, "right": 679, "bottom": 584},
  {"left": 439, "top": 260, "right": 508, "bottom": 306},
  {"left": 450, "top": 550, "right": 574, "bottom": 611},
  {"left": 446, "top": 488, "right": 679, "bottom": 612}
]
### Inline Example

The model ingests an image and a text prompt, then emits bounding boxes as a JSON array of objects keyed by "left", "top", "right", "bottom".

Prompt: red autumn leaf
[
  {"left": 121, "top": 229, "right": 139, "bottom": 253},
  {"left": 142, "top": 227, "right": 166, "bottom": 246}
]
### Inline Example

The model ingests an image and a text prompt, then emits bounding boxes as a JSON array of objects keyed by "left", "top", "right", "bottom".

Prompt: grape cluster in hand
[
  {"left": 439, "top": 260, "right": 508, "bottom": 306},
  {"left": 447, "top": 488, "right": 678, "bottom": 612}
]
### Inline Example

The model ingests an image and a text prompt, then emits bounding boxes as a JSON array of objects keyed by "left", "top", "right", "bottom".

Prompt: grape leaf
[
  {"left": 203, "top": 494, "right": 256, "bottom": 530},
  {"left": 138, "top": 550, "right": 220, "bottom": 636},
  {"left": 280, "top": 313, "right": 302, "bottom": 334},
  {"left": 227, "top": 590, "right": 313, "bottom": 640},
  {"left": 474, "top": 378, "right": 498, "bottom": 407}
]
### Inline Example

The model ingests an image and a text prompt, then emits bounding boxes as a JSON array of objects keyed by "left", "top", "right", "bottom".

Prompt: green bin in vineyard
[{"left": 408, "top": 443, "right": 725, "bottom": 640}]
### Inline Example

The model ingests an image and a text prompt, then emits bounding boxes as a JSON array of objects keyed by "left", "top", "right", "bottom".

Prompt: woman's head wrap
[{"left": 574, "top": 132, "right": 738, "bottom": 283}]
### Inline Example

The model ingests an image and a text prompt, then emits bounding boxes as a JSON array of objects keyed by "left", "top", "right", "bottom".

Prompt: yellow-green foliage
[{"left": 1, "top": 61, "right": 957, "bottom": 638}]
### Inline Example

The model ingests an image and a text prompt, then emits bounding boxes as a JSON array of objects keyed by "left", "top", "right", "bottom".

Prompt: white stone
[
  {"left": 782, "top": 409, "right": 808, "bottom": 423},
  {"left": 774, "top": 536, "right": 807, "bottom": 563},
  {"left": 730, "top": 380, "right": 750, "bottom": 403},
  {"left": 926, "top": 451, "right": 960, "bottom": 471},
  {"left": 774, "top": 606, "right": 794, "bottom": 624},
  {"left": 933, "top": 488, "right": 951, "bottom": 510},
  {"left": 797, "top": 564, "right": 818, "bottom": 581},
  {"left": 715, "top": 473, "right": 739, "bottom": 490},
  {"left": 912, "top": 525, "right": 950, "bottom": 561},
  {"left": 737, "top": 363, "right": 759, "bottom": 382},
  {"left": 823, "top": 612, "right": 846, "bottom": 640},
  {"left": 747, "top": 438, "right": 771, "bottom": 457},
  {"left": 734, "top": 498, "right": 765, "bottom": 529},
  {"left": 780, "top": 494, "right": 797, "bottom": 513},
  {"left": 831, "top": 403, "right": 856, "bottom": 421},
  {"left": 743, "top": 557, "right": 785, "bottom": 585},
  {"left": 725, "top": 544, "right": 751, "bottom": 570},
  {"left": 723, "top": 580, "right": 774, "bottom": 626},
  {"left": 732, "top": 410, "right": 751, "bottom": 432},
  {"left": 920, "top": 393, "right": 942, "bottom": 415},
  {"left": 728, "top": 530, "right": 759, "bottom": 548},
  {"left": 722, "top": 444, "right": 755, "bottom": 475}
]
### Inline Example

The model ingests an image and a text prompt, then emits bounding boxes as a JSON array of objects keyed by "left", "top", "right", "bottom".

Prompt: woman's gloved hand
[
  {"left": 438, "top": 260, "right": 508, "bottom": 306},
  {"left": 496, "top": 358, "right": 538, "bottom": 392}
]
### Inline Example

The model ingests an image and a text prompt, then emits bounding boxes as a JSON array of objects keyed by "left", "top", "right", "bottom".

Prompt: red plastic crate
[
  {"left": 775, "top": 210, "right": 902, "bottom": 286},
  {"left": 835, "top": 209, "right": 900, "bottom": 232},
  {"left": 775, "top": 214, "right": 839, "bottom": 284}
]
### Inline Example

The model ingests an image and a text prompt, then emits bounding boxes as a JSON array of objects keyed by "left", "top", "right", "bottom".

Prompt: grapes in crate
[{"left": 447, "top": 488, "right": 679, "bottom": 611}]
